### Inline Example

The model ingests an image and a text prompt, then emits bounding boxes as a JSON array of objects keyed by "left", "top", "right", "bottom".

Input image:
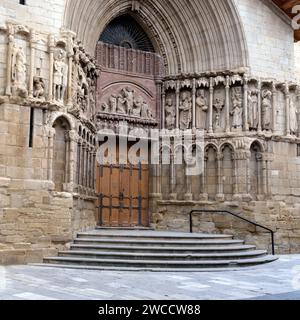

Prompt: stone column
[
  {"left": 208, "top": 77, "right": 214, "bottom": 134},
  {"left": 48, "top": 35, "right": 55, "bottom": 102},
  {"left": 284, "top": 83, "right": 291, "bottom": 136},
  {"left": 161, "top": 83, "right": 166, "bottom": 129},
  {"left": 216, "top": 152, "right": 225, "bottom": 202},
  {"left": 64, "top": 132, "right": 70, "bottom": 186},
  {"left": 272, "top": 82, "right": 278, "bottom": 134},
  {"left": 176, "top": 81, "right": 180, "bottom": 129},
  {"left": 169, "top": 151, "right": 177, "bottom": 200},
  {"left": 81, "top": 142, "right": 86, "bottom": 188},
  {"left": 67, "top": 52, "right": 73, "bottom": 107},
  {"left": 68, "top": 130, "right": 76, "bottom": 192},
  {"left": 5, "top": 24, "right": 14, "bottom": 96},
  {"left": 29, "top": 30, "right": 37, "bottom": 98},
  {"left": 243, "top": 75, "right": 249, "bottom": 132},
  {"left": 257, "top": 81, "right": 262, "bottom": 133},
  {"left": 47, "top": 128, "right": 56, "bottom": 181},
  {"left": 192, "top": 78, "right": 196, "bottom": 130},
  {"left": 93, "top": 150, "right": 97, "bottom": 192},
  {"left": 77, "top": 139, "right": 82, "bottom": 186},
  {"left": 225, "top": 76, "right": 231, "bottom": 133}
]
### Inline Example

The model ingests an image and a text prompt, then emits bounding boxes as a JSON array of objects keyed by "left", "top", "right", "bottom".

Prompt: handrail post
[
  {"left": 188, "top": 209, "right": 276, "bottom": 255},
  {"left": 271, "top": 231, "right": 275, "bottom": 255}
]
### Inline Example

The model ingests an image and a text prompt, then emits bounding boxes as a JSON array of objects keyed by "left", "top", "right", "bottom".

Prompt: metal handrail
[{"left": 189, "top": 209, "right": 275, "bottom": 255}]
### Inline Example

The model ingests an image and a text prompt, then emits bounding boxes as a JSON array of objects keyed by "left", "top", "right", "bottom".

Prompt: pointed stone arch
[{"left": 63, "top": 0, "right": 249, "bottom": 75}]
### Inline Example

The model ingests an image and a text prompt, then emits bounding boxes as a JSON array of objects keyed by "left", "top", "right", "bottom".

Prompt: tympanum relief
[{"left": 99, "top": 87, "right": 154, "bottom": 120}]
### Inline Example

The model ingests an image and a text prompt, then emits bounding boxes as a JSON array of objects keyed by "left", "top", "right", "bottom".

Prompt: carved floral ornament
[{"left": 0, "top": 22, "right": 99, "bottom": 125}]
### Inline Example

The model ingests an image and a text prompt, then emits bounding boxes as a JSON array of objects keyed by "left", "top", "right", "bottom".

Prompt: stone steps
[
  {"left": 74, "top": 238, "right": 245, "bottom": 247},
  {"left": 57, "top": 250, "right": 268, "bottom": 261},
  {"left": 70, "top": 244, "right": 257, "bottom": 253},
  {"left": 41, "top": 229, "right": 278, "bottom": 271}
]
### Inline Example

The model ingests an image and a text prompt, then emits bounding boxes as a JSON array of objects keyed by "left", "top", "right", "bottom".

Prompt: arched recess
[
  {"left": 63, "top": 0, "right": 249, "bottom": 75},
  {"left": 205, "top": 144, "right": 218, "bottom": 200},
  {"left": 249, "top": 141, "right": 264, "bottom": 199},
  {"left": 220, "top": 143, "right": 235, "bottom": 200},
  {"left": 52, "top": 116, "right": 71, "bottom": 192}
]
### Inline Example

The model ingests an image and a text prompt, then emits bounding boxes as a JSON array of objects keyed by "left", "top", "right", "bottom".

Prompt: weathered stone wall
[
  {"left": 234, "top": 0, "right": 295, "bottom": 81},
  {"left": 0, "top": 0, "right": 65, "bottom": 34},
  {"left": 154, "top": 200, "right": 300, "bottom": 254}
]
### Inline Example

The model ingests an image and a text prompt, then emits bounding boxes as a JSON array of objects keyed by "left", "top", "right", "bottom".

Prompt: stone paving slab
[{"left": 0, "top": 255, "right": 300, "bottom": 300}]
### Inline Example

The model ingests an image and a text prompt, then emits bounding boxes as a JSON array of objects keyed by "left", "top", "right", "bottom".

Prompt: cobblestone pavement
[{"left": 0, "top": 255, "right": 300, "bottom": 300}]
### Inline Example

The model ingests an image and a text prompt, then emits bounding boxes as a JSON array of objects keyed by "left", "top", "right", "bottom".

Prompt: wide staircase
[{"left": 39, "top": 229, "right": 278, "bottom": 271}]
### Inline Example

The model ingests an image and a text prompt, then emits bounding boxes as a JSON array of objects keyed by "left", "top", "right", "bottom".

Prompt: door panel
[{"left": 96, "top": 163, "right": 149, "bottom": 227}]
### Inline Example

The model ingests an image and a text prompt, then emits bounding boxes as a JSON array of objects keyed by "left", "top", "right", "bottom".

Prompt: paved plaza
[{"left": 0, "top": 255, "right": 300, "bottom": 300}]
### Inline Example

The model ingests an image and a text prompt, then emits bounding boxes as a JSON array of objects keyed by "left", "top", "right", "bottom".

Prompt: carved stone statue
[
  {"left": 261, "top": 89, "right": 272, "bottom": 131},
  {"left": 122, "top": 87, "right": 135, "bottom": 115},
  {"left": 132, "top": 96, "right": 143, "bottom": 117},
  {"left": 179, "top": 91, "right": 192, "bottom": 130},
  {"left": 248, "top": 90, "right": 259, "bottom": 130},
  {"left": 53, "top": 49, "right": 68, "bottom": 102},
  {"left": 117, "top": 94, "right": 127, "bottom": 114},
  {"left": 213, "top": 97, "right": 224, "bottom": 132},
  {"left": 141, "top": 100, "right": 150, "bottom": 118},
  {"left": 290, "top": 99, "right": 298, "bottom": 135},
  {"left": 33, "top": 77, "right": 45, "bottom": 100},
  {"left": 231, "top": 87, "right": 243, "bottom": 130},
  {"left": 165, "top": 97, "right": 176, "bottom": 130},
  {"left": 109, "top": 95, "right": 117, "bottom": 113},
  {"left": 12, "top": 45, "right": 28, "bottom": 97},
  {"left": 196, "top": 89, "right": 208, "bottom": 129}
]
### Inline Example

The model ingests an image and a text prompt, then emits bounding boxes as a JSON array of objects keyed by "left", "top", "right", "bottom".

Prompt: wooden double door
[{"left": 96, "top": 162, "right": 149, "bottom": 227}]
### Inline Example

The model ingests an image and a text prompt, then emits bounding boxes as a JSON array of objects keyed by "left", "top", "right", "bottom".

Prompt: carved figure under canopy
[
  {"left": 165, "top": 97, "right": 176, "bottom": 130},
  {"left": 290, "top": 99, "right": 298, "bottom": 135},
  {"left": 179, "top": 91, "right": 192, "bottom": 130},
  {"left": 196, "top": 89, "right": 208, "bottom": 129},
  {"left": 231, "top": 87, "right": 243, "bottom": 129},
  {"left": 53, "top": 49, "right": 68, "bottom": 102},
  {"left": 248, "top": 90, "right": 259, "bottom": 130},
  {"left": 11, "top": 45, "right": 28, "bottom": 97},
  {"left": 261, "top": 89, "right": 272, "bottom": 130}
]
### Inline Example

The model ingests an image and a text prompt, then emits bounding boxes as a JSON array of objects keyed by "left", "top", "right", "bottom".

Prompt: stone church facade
[{"left": 0, "top": 0, "right": 300, "bottom": 264}]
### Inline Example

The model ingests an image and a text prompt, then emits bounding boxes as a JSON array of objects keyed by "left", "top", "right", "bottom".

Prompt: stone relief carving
[
  {"left": 213, "top": 97, "right": 224, "bottom": 132},
  {"left": 231, "top": 87, "right": 243, "bottom": 130},
  {"left": 165, "top": 96, "right": 176, "bottom": 130},
  {"left": 100, "top": 87, "right": 154, "bottom": 120},
  {"left": 33, "top": 77, "right": 45, "bottom": 100},
  {"left": 11, "top": 45, "right": 28, "bottom": 98},
  {"left": 290, "top": 99, "right": 298, "bottom": 135},
  {"left": 261, "top": 89, "right": 272, "bottom": 131},
  {"left": 179, "top": 91, "right": 192, "bottom": 130},
  {"left": 70, "top": 41, "right": 99, "bottom": 120},
  {"left": 196, "top": 89, "right": 208, "bottom": 129},
  {"left": 53, "top": 48, "right": 68, "bottom": 103},
  {"left": 248, "top": 90, "right": 259, "bottom": 130}
]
